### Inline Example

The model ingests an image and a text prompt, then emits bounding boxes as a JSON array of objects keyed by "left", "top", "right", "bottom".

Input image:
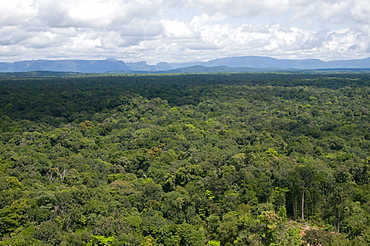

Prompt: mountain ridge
[
  {"left": 0, "top": 59, "right": 131, "bottom": 73},
  {"left": 1, "top": 56, "right": 370, "bottom": 73},
  {"left": 183, "top": 56, "right": 370, "bottom": 69}
]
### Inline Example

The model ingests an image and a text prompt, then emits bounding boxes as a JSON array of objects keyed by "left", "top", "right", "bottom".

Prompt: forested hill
[{"left": 0, "top": 73, "right": 370, "bottom": 245}]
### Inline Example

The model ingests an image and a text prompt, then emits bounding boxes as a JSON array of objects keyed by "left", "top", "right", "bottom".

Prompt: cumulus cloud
[
  {"left": 0, "top": 0, "right": 37, "bottom": 26},
  {"left": 156, "top": 18, "right": 369, "bottom": 62},
  {"left": 0, "top": 0, "right": 369, "bottom": 63},
  {"left": 33, "top": 0, "right": 163, "bottom": 28},
  {"left": 287, "top": 0, "right": 370, "bottom": 26},
  {"left": 22, "top": 31, "right": 58, "bottom": 49},
  {"left": 186, "top": 0, "right": 288, "bottom": 18},
  {"left": 161, "top": 19, "right": 198, "bottom": 39}
]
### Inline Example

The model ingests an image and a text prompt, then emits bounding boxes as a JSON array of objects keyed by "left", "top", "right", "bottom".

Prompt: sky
[{"left": 1, "top": 0, "right": 370, "bottom": 64}]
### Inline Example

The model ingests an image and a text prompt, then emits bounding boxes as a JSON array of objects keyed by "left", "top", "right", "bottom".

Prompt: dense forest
[{"left": 0, "top": 72, "right": 369, "bottom": 245}]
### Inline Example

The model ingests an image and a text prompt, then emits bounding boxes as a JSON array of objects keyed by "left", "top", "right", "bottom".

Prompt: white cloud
[
  {"left": 350, "top": 1, "right": 370, "bottom": 24},
  {"left": 0, "top": 0, "right": 37, "bottom": 26},
  {"left": 0, "top": 27, "right": 28, "bottom": 45},
  {"left": 34, "top": 0, "right": 163, "bottom": 28},
  {"left": 287, "top": 0, "right": 370, "bottom": 26},
  {"left": 0, "top": 0, "right": 369, "bottom": 63},
  {"left": 189, "top": 0, "right": 289, "bottom": 17},
  {"left": 22, "top": 31, "right": 58, "bottom": 49},
  {"left": 161, "top": 19, "right": 197, "bottom": 39}
]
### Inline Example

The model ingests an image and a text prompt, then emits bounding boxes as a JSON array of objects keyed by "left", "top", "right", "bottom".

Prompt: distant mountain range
[
  {"left": 0, "top": 59, "right": 130, "bottom": 73},
  {"left": 126, "top": 61, "right": 172, "bottom": 72},
  {"left": 1, "top": 56, "right": 370, "bottom": 73},
  {"left": 172, "top": 56, "right": 370, "bottom": 70}
]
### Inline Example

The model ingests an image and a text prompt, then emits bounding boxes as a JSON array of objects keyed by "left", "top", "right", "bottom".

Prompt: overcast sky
[{"left": 1, "top": 0, "right": 370, "bottom": 64}]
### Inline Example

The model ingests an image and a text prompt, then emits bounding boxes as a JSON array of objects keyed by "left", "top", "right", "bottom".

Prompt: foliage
[{"left": 0, "top": 72, "right": 369, "bottom": 245}]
